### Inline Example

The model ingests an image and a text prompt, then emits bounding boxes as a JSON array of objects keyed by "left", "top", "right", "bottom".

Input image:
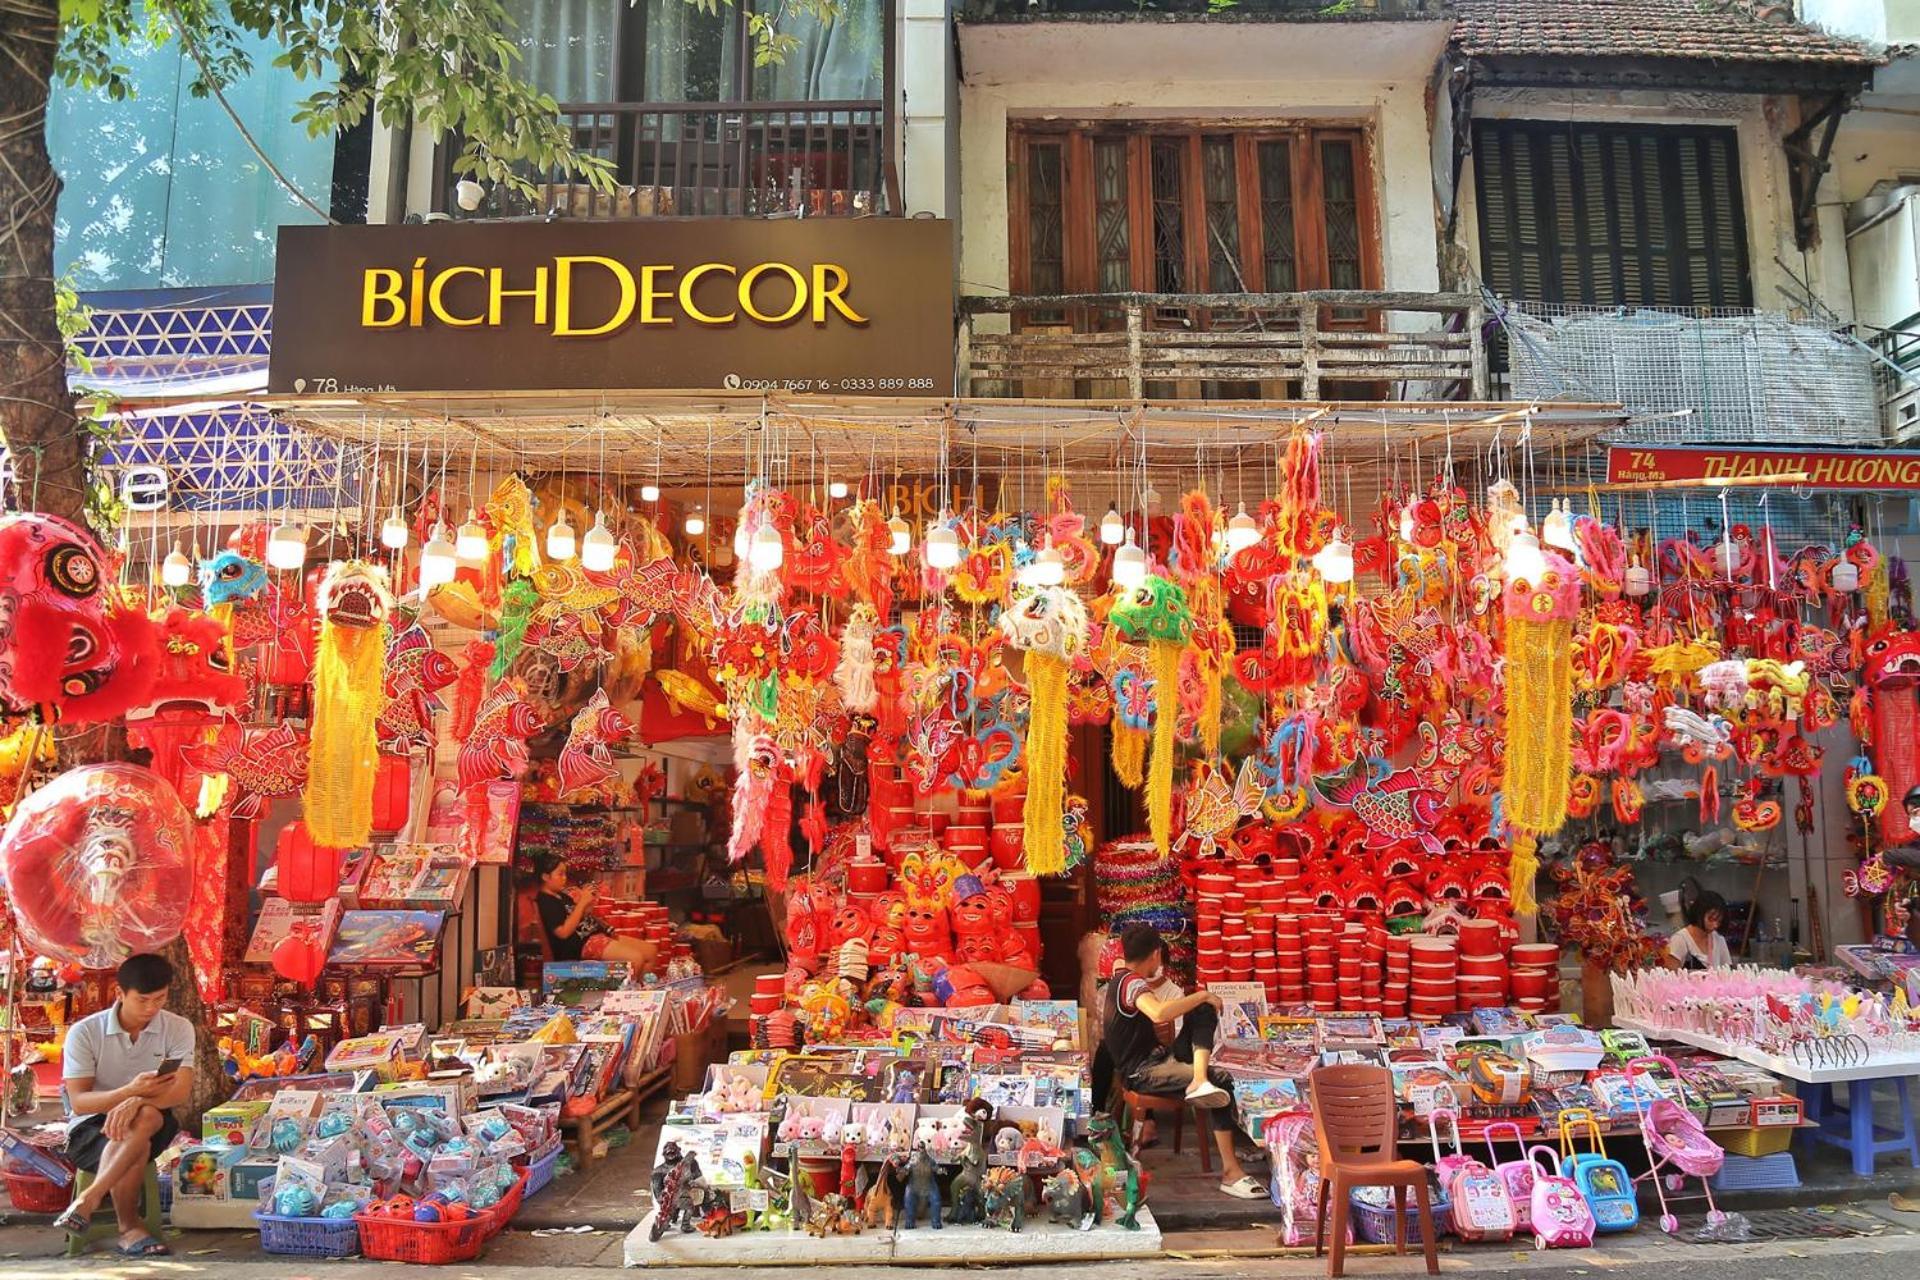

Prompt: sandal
[
  {"left": 113, "top": 1234, "right": 171, "bottom": 1258},
  {"left": 1219, "top": 1174, "right": 1267, "bottom": 1200},
  {"left": 51, "top": 1204, "right": 91, "bottom": 1236}
]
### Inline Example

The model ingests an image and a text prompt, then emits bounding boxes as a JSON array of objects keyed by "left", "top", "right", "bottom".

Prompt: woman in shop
[
  {"left": 1662, "top": 889, "right": 1733, "bottom": 970},
  {"left": 530, "top": 853, "right": 659, "bottom": 969}
]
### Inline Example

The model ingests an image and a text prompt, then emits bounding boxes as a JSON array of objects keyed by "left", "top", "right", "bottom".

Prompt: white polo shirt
[{"left": 62, "top": 1004, "right": 195, "bottom": 1116}]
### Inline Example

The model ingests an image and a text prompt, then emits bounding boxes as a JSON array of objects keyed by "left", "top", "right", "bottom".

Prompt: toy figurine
[
  {"left": 981, "top": 1166, "right": 1026, "bottom": 1232},
  {"left": 901, "top": 1143, "right": 942, "bottom": 1230},
  {"left": 890, "top": 1069, "right": 920, "bottom": 1105},
  {"left": 840, "top": 1140, "right": 859, "bottom": 1200},
  {"left": 862, "top": 1154, "right": 902, "bottom": 1229},
  {"left": 648, "top": 1143, "right": 708, "bottom": 1241},
  {"left": 805, "top": 1192, "right": 861, "bottom": 1237},
  {"left": 947, "top": 1141, "right": 984, "bottom": 1225},
  {"left": 1041, "top": 1167, "right": 1093, "bottom": 1230},
  {"left": 1083, "top": 1114, "right": 1144, "bottom": 1230}
]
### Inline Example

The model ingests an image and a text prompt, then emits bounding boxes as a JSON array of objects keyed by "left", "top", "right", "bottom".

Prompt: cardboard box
[
  {"left": 201, "top": 1100, "right": 270, "bottom": 1146},
  {"left": 230, "top": 1158, "right": 278, "bottom": 1202},
  {"left": 692, "top": 935, "right": 733, "bottom": 974}
]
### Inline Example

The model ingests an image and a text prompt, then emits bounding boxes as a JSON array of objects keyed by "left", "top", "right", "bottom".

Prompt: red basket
[
  {"left": 356, "top": 1211, "right": 493, "bottom": 1264},
  {"left": 4, "top": 1170, "right": 72, "bottom": 1215},
  {"left": 479, "top": 1171, "right": 528, "bottom": 1241}
]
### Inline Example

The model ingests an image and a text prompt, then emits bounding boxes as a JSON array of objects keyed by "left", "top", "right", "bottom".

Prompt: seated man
[
  {"left": 53, "top": 953, "right": 195, "bottom": 1256},
  {"left": 1105, "top": 923, "right": 1265, "bottom": 1199}
]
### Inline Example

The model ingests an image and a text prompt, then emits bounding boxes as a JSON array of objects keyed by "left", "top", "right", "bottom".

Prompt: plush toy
[
  {"left": 306, "top": 561, "right": 392, "bottom": 847},
  {"left": 0, "top": 513, "right": 157, "bottom": 723},
  {"left": 1107, "top": 575, "right": 1192, "bottom": 854}
]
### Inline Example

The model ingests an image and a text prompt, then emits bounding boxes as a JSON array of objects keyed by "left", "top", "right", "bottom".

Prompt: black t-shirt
[
  {"left": 536, "top": 890, "right": 610, "bottom": 961},
  {"left": 1103, "top": 969, "right": 1160, "bottom": 1082}
]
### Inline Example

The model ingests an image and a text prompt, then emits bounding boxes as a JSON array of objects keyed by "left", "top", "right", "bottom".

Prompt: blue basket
[
  {"left": 524, "top": 1145, "right": 563, "bottom": 1199},
  {"left": 1709, "top": 1151, "right": 1800, "bottom": 1192},
  {"left": 254, "top": 1209, "right": 363, "bottom": 1258},
  {"left": 1349, "top": 1187, "right": 1450, "bottom": 1244}
]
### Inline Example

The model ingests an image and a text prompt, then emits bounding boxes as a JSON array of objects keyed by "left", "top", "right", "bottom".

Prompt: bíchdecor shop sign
[{"left": 268, "top": 219, "right": 954, "bottom": 395}]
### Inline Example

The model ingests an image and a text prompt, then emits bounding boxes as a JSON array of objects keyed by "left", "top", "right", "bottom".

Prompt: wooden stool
[
  {"left": 1115, "top": 1084, "right": 1213, "bottom": 1173},
  {"left": 65, "top": 1164, "right": 163, "bottom": 1256},
  {"left": 559, "top": 1087, "right": 640, "bottom": 1173}
]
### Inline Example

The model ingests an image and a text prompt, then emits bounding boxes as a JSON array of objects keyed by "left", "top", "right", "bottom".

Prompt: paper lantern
[
  {"left": 0, "top": 764, "right": 195, "bottom": 969},
  {"left": 275, "top": 820, "right": 342, "bottom": 903},
  {"left": 272, "top": 933, "right": 327, "bottom": 986},
  {"left": 372, "top": 755, "right": 412, "bottom": 834}
]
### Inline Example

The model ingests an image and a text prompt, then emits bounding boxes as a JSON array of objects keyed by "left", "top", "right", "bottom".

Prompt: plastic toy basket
[
  {"left": 3, "top": 1170, "right": 71, "bottom": 1214},
  {"left": 522, "top": 1146, "right": 562, "bottom": 1200},
  {"left": 479, "top": 1171, "right": 528, "bottom": 1240},
  {"left": 357, "top": 1210, "right": 495, "bottom": 1265},
  {"left": 254, "top": 1209, "right": 363, "bottom": 1258},
  {"left": 1710, "top": 1151, "right": 1800, "bottom": 1192},
  {"left": 1350, "top": 1186, "right": 1449, "bottom": 1244},
  {"left": 1720, "top": 1126, "right": 1794, "bottom": 1158}
]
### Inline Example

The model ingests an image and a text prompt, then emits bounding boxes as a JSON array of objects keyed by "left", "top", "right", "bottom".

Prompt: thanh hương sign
[{"left": 268, "top": 218, "right": 955, "bottom": 396}]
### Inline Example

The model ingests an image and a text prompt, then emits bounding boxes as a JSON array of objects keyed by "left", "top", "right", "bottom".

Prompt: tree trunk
[
  {"left": 0, "top": 0, "right": 90, "bottom": 527},
  {"left": 0, "top": 7, "right": 227, "bottom": 1120}
]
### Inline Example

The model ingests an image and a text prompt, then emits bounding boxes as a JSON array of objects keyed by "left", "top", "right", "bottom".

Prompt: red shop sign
[{"left": 1606, "top": 446, "right": 1920, "bottom": 491}]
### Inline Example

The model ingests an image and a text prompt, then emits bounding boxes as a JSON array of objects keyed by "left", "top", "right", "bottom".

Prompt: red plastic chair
[{"left": 1308, "top": 1064, "right": 1438, "bottom": 1277}]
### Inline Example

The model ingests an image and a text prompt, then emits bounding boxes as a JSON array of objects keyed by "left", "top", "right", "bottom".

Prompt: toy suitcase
[
  {"left": 1430, "top": 1109, "right": 1515, "bottom": 1242},
  {"left": 1526, "top": 1146, "right": 1596, "bottom": 1250},
  {"left": 1485, "top": 1120, "right": 1537, "bottom": 1232},
  {"left": 1557, "top": 1107, "right": 1637, "bottom": 1232}
]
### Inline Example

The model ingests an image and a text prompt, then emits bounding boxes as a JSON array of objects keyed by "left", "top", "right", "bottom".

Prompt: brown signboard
[{"left": 268, "top": 218, "right": 954, "bottom": 395}]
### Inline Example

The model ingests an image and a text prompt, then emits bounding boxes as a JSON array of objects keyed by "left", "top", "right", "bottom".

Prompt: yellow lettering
[
  {"left": 487, "top": 267, "right": 549, "bottom": 326},
  {"left": 740, "top": 261, "right": 807, "bottom": 325},
  {"left": 554, "top": 256, "right": 636, "bottom": 338},
  {"left": 679, "top": 263, "right": 737, "bottom": 325},
  {"left": 362, "top": 269, "right": 405, "bottom": 327},
  {"left": 639, "top": 266, "right": 676, "bottom": 326},
  {"left": 811, "top": 263, "right": 867, "bottom": 325},
  {"left": 427, "top": 265, "right": 487, "bottom": 328},
  {"left": 408, "top": 257, "right": 427, "bottom": 327}
]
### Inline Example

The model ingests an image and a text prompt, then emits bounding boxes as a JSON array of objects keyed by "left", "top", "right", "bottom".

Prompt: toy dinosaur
[
  {"left": 1041, "top": 1166, "right": 1092, "bottom": 1229},
  {"left": 901, "top": 1143, "right": 943, "bottom": 1230},
  {"left": 1083, "top": 1113, "right": 1145, "bottom": 1229},
  {"left": 862, "top": 1153, "right": 902, "bottom": 1229},
  {"left": 947, "top": 1140, "right": 985, "bottom": 1225},
  {"left": 981, "top": 1165, "right": 1027, "bottom": 1232}
]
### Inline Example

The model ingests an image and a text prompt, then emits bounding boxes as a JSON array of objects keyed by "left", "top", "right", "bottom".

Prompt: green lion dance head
[{"left": 1109, "top": 575, "right": 1191, "bottom": 645}]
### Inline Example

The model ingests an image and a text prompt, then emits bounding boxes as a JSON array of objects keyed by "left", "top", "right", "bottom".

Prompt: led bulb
[
  {"left": 1624, "top": 558, "right": 1651, "bottom": 597},
  {"left": 1715, "top": 538, "right": 1742, "bottom": 577},
  {"left": 732, "top": 523, "right": 750, "bottom": 560},
  {"left": 888, "top": 515, "right": 912, "bottom": 557},
  {"left": 1543, "top": 500, "right": 1577, "bottom": 552},
  {"left": 161, "top": 543, "right": 192, "bottom": 587},
  {"left": 1099, "top": 506, "right": 1124, "bottom": 546},
  {"left": 581, "top": 514, "right": 618, "bottom": 572},
  {"left": 545, "top": 515, "right": 576, "bottom": 561},
  {"left": 455, "top": 509, "right": 489, "bottom": 565},
  {"left": 1504, "top": 529, "right": 1547, "bottom": 586},
  {"left": 1112, "top": 533, "right": 1148, "bottom": 589},
  {"left": 1398, "top": 505, "right": 1417, "bottom": 544},
  {"left": 266, "top": 522, "right": 307, "bottom": 570},
  {"left": 1226, "top": 503, "right": 1260, "bottom": 554},
  {"left": 380, "top": 510, "right": 410, "bottom": 550},
  {"left": 925, "top": 522, "right": 961, "bottom": 571},
  {"left": 420, "top": 523, "right": 457, "bottom": 589},
  {"left": 641, "top": 483, "right": 661, "bottom": 503},
  {"left": 1032, "top": 543, "right": 1066, "bottom": 587},
  {"left": 1832, "top": 560, "right": 1861, "bottom": 592},
  {"left": 1312, "top": 536, "right": 1355, "bottom": 584},
  {"left": 684, "top": 507, "right": 706, "bottom": 537},
  {"left": 749, "top": 525, "right": 785, "bottom": 572},
  {"left": 828, "top": 480, "right": 850, "bottom": 500}
]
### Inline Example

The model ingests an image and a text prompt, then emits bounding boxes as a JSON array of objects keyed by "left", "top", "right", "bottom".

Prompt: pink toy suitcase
[
  {"left": 1429, "top": 1109, "right": 1515, "bottom": 1242},
  {"left": 1526, "top": 1146, "right": 1596, "bottom": 1250},
  {"left": 1485, "top": 1120, "right": 1537, "bottom": 1232}
]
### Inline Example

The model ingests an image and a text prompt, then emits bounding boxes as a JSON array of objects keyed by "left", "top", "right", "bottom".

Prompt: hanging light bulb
[
  {"left": 161, "top": 542, "right": 192, "bottom": 587},
  {"left": 1312, "top": 534, "right": 1355, "bottom": 584},
  {"left": 1832, "top": 559, "right": 1861, "bottom": 592},
  {"left": 1032, "top": 542, "right": 1066, "bottom": 587},
  {"left": 827, "top": 480, "right": 850, "bottom": 501},
  {"left": 1398, "top": 504, "right": 1418, "bottom": 544},
  {"left": 420, "top": 522, "right": 457, "bottom": 589},
  {"left": 266, "top": 521, "right": 307, "bottom": 570},
  {"left": 888, "top": 514, "right": 912, "bottom": 556},
  {"left": 454, "top": 508, "right": 489, "bottom": 565},
  {"left": 545, "top": 514, "right": 576, "bottom": 561},
  {"left": 1112, "top": 530, "right": 1149, "bottom": 590},
  {"left": 684, "top": 505, "right": 707, "bottom": 537},
  {"left": 581, "top": 513, "right": 618, "bottom": 572},
  {"left": 1504, "top": 529, "right": 1548, "bottom": 585},
  {"left": 380, "top": 508, "right": 410, "bottom": 550},
  {"left": 732, "top": 522, "right": 750, "bottom": 560},
  {"left": 1225, "top": 502, "right": 1261, "bottom": 554},
  {"left": 1099, "top": 505, "right": 1125, "bottom": 546},
  {"left": 1715, "top": 536, "right": 1742, "bottom": 577},
  {"left": 640, "top": 482, "right": 661, "bottom": 503},
  {"left": 1624, "top": 557, "right": 1653, "bottom": 598},
  {"left": 1542, "top": 499, "right": 1577, "bottom": 552},
  {"left": 749, "top": 525, "right": 785, "bottom": 573},
  {"left": 925, "top": 516, "right": 961, "bottom": 571}
]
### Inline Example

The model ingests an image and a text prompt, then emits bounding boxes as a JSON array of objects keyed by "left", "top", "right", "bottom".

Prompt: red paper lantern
[
  {"left": 272, "top": 933, "right": 327, "bottom": 986},
  {"left": 372, "top": 755, "right": 412, "bottom": 834},
  {"left": 276, "top": 820, "right": 342, "bottom": 903}
]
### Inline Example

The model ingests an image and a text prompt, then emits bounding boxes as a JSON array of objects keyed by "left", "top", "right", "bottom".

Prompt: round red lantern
[
  {"left": 276, "top": 820, "right": 342, "bottom": 903},
  {"left": 272, "top": 933, "right": 328, "bottom": 986},
  {"left": 372, "top": 755, "right": 412, "bottom": 834}
]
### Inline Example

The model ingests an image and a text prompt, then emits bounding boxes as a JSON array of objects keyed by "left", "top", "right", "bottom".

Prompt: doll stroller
[{"left": 1627, "top": 1056, "right": 1728, "bottom": 1234}]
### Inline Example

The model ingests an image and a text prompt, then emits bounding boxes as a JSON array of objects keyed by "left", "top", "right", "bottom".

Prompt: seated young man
[
  {"left": 1105, "top": 923, "right": 1265, "bottom": 1199},
  {"left": 54, "top": 952, "right": 195, "bottom": 1256}
]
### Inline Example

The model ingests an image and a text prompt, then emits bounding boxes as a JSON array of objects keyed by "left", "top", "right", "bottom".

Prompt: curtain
[
  {"left": 504, "top": 0, "right": 618, "bottom": 103},
  {"left": 642, "top": 0, "right": 733, "bottom": 102},
  {"left": 752, "top": 0, "right": 883, "bottom": 101}
]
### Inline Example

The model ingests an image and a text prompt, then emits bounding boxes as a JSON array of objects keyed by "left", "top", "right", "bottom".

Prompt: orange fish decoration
[{"left": 184, "top": 723, "right": 309, "bottom": 821}]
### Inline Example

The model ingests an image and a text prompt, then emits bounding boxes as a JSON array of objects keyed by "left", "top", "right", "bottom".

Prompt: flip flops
[
  {"left": 51, "top": 1204, "right": 90, "bottom": 1236},
  {"left": 113, "top": 1234, "right": 171, "bottom": 1257},
  {"left": 1219, "top": 1174, "right": 1267, "bottom": 1200}
]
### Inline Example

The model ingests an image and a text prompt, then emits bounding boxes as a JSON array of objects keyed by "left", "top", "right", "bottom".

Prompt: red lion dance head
[{"left": 0, "top": 514, "right": 156, "bottom": 723}]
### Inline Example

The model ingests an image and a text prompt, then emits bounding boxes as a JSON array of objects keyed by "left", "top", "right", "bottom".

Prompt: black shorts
[{"left": 65, "top": 1109, "right": 180, "bottom": 1174}]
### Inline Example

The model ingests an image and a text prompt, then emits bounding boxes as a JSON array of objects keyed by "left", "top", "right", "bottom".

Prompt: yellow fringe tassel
[
  {"left": 1502, "top": 615, "right": 1573, "bottom": 834},
  {"left": 1147, "top": 639, "right": 1181, "bottom": 855},
  {"left": 1022, "top": 652, "right": 1070, "bottom": 876},
  {"left": 306, "top": 622, "right": 385, "bottom": 848},
  {"left": 1199, "top": 650, "right": 1224, "bottom": 758},
  {"left": 1112, "top": 724, "right": 1147, "bottom": 788},
  {"left": 1509, "top": 829, "right": 1540, "bottom": 916}
]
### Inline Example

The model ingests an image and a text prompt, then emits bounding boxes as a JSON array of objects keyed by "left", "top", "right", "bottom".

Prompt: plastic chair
[
  {"left": 1115, "top": 1081, "right": 1214, "bottom": 1173},
  {"left": 65, "top": 1164, "right": 163, "bottom": 1257},
  {"left": 1308, "top": 1064, "right": 1438, "bottom": 1277}
]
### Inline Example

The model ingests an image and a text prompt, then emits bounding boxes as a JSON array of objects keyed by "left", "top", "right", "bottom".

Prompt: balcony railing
[
  {"left": 457, "top": 101, "right": 895, "bottom": 219},
  {"left": 959, "top": 0, "right": 1444, "bottom": 19},
  {"left": 960, "top": 291, "right": 1488, "bottom": 400}
]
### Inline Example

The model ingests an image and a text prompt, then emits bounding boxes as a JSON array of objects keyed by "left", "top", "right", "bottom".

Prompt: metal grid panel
[{"left": 1498, "top": 303, "right": 1882, "bottom": 446}]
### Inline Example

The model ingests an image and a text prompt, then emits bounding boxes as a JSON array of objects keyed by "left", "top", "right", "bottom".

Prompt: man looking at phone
[{"left": 53, "top": 953, "right": 193, "bottom": 1255}]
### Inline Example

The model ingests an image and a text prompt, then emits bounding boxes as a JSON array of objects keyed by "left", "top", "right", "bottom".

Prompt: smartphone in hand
[{"left": 154, "top": 1057, "right": 182, "bottom": 1078}]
